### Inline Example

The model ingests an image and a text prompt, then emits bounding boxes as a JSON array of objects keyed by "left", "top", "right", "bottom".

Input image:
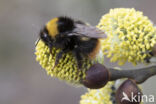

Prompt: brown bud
[
  {"left": 152, "top": 44, "right": 156, "bottom": 56},
  {"left": 82, "top": 63, "right": 109, "bottom": 89},
  {"left": 116, "top": 79, "right": 142, "bottom": 104}
]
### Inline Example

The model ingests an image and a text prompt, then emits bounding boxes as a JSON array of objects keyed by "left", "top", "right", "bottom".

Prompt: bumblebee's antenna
[
  {"left": 32, "top": 23, "right": 41, "bottom": 47},
  {"left": 35, "top": 37, "right": 40, "bottom": 47}
]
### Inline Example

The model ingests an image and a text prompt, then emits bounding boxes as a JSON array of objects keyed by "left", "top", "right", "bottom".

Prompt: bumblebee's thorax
[{"left": 54, "top": 35, "right": 99, "bottom": 58}]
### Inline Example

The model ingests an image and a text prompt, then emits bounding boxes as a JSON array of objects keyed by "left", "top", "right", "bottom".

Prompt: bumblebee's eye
[
  {"left": 40, "top": 27, "right": 52, "bottom": 45},
  {"left": 41, "top": 33, "right": 48, "bottom": 41}
]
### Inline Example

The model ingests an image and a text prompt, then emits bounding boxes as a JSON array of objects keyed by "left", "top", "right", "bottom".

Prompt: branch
[
  {"left": 83, "top": 64, "right": 156, "bottom": 89},
  {"left": 109, "top": 65, "right": 156, "bottom": 84}
]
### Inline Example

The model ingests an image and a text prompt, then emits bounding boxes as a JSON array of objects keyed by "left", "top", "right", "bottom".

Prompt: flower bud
[
  {"left": 82, "top": 63, "right": 109, "bottom": 89},
  {"left": 116, "top": 79, "right": 142, "bottom": 104},
  {"left": 152, "top": 44, "right": 156, "bottom": 56}
]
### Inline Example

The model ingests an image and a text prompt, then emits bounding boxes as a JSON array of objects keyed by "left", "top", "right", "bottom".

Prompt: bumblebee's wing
[{"left": 71, "top": 23, "right": 107, "bottom": 38}]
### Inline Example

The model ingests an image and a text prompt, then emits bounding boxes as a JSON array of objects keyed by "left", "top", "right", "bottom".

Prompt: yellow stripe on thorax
[{"left": 46, "top": 18, "right": 59, "bottom": 38}]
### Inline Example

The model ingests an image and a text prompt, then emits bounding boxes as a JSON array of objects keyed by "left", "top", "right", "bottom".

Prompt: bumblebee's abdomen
[
  {"left": 89, "top": 39, "right": 100, "bottom": 59},
  {"left": 77, "top": 38, "right": 100, "bottom": 59},
  {"left": 88, "top": 39, "right": 100, "bottom": 59}
]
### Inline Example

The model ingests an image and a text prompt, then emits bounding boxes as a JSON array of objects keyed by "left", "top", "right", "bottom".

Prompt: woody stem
[{"left": 109, "top": 65, "right": 156, "bottom": 84}]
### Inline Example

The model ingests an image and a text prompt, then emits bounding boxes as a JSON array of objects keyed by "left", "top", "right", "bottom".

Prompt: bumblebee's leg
[
  {"left": 48, "top": 44, "right": 53, "bottom": 53},
  {"left": 49, "top": 47, "right": 52, "bottom": 53},
  {"left": 74, "top": 52, "right": 83, "bottom": 70},
  {"left": 54, "top": 50, "right": 64, "bottom": 67}
]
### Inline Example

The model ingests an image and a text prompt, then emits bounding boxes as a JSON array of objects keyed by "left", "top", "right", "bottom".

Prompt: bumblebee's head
[
  {"left": 39, "top": 26, "right": 53, "bottom": 47},
  {"left": 39, "top": 17, "right": 75, "bottom": 46}
]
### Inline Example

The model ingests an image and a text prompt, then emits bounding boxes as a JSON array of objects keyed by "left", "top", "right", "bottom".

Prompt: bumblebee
[{"left": 36, "top": 16, "right": 106, "bottom": 69}]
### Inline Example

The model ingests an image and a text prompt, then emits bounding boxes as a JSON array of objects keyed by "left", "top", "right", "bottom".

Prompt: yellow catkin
[
  {"left": 80, "top": 82, "right": 115, "bottom": 104},
  {"left": 35, "top": 40, "right": 101, "bottom": 84},
  {"left": 97, "top": 8, "right": 156, "bottom": 65}
]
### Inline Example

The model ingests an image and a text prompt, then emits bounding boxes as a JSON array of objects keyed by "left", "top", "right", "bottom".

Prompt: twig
[{"left": 109, "top": 65, "right": 156, "bottom": 84}]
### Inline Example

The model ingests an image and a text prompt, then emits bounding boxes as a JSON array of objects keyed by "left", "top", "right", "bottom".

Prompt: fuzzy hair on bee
[{"left": 37, "top": 16, "right": 106, "bottom": 69}]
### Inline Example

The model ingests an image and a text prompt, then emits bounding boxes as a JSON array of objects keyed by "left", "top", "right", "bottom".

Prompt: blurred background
[{"left": 0, "top": 0, "right": 156, "bottom": 104}]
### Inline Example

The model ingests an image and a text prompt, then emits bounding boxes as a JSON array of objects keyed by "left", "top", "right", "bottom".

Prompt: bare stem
[{"left": 109, "top": 65, "right": 156, "bottom": 84}]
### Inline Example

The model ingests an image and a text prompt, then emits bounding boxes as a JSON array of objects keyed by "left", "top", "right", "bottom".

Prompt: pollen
[{"left": 97, "top": 8, "right": 156, "bottom": 65}]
